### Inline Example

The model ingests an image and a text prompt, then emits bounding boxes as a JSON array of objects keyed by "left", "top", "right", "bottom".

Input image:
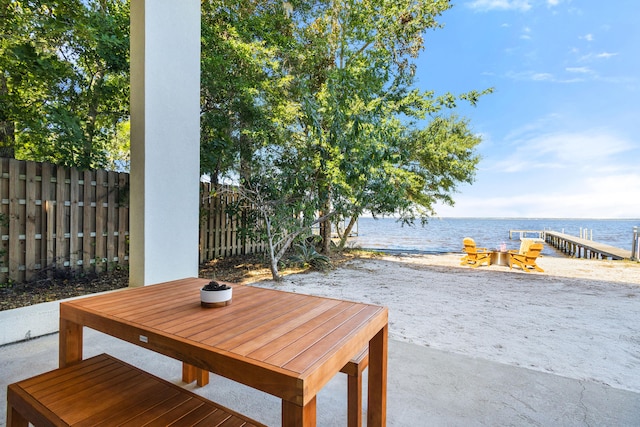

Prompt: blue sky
[{"left": 419, "top": 0, "right": 640, "bottom": 218}]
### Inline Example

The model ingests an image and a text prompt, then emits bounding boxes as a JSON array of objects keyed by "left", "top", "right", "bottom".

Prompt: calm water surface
[{"left": 349, "top": 218, "right": 640, "bottom": 257}]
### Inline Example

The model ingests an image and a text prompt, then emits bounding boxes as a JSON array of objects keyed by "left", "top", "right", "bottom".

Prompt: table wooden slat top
[{"left": 59, "top": 277, "right": 388, "bottom": 415}]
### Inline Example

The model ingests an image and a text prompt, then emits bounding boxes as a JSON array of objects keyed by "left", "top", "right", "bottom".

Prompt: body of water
[{"left": 348, "top": 217, "right": 640, "bottom": 257}]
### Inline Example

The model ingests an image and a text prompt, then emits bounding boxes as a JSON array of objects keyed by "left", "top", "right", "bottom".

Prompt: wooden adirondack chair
[
  {"left": 509, "top": 238, "right": 536, "bottom": 255},
  {"left": 509, "top": 242, "right": 544, "bottom": 273},
  {"left": 460, "top": 237, "right": 491, "bottom": 268}
]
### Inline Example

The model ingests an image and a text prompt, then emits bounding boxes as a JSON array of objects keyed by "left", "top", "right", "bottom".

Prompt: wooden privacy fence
[
  {"left": 0, "top": 158, "right": 129, "bottom": 283},
  {"left": 0, "top": 159, "right": 266, "bottom": 283},
  {"left": 199, "top": 183, "right": 266, "bottom": 262}
]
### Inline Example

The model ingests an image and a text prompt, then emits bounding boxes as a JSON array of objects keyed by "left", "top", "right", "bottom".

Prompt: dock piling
[{"left": 632, "top": 226, "right": 639, "bottom": 261}]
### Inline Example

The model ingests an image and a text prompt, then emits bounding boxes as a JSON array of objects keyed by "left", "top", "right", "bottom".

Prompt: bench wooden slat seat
[{"left": 7, "top": 354, "right": 266, "bottom": 427}]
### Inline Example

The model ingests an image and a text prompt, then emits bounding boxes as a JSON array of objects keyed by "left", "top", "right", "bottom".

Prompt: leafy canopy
[{"left": 1, "top": 0, "right": 130, "bottom": 170}]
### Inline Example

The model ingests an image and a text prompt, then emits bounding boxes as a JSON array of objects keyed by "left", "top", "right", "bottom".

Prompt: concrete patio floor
[{"left": 2, "top": 329, "right": 639, "bottom": 426}]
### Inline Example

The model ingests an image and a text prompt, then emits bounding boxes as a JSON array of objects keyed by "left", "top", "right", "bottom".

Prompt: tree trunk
[
  {"left": 319, "top": 200, "right": 332, "bottom": 254},
  {"left": 0, "top": 74, "right": 16, "bottom": 158},
  {"left": 84, "top": 69, "right": 105, "bottom": 169},
  {"left": 337, "top": 215, "right": 359, "bottom": 250},
  {"left": 262, "top": 213, "right": 283, "bottom": 281},
  {"left": 269, "top": 255, "right": 282, "bottom": 281}
]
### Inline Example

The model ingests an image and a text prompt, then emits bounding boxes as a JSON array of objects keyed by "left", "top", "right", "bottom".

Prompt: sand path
[{"left": 250, "top": 254, "right": 640, "bottom": 393}]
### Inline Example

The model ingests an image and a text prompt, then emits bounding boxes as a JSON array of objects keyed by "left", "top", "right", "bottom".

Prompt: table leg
[
  {"left": 7, "top": 404, "right": 28, "bottom": 427},
  {"left": 367, "top": 324, "right": 388, "bottom": 427},
  {"left": 59, "top": 318, "right": 83, "bottom": 368},
  {"left": 347, "top": 373, "right": 363, "bottom": 427},
  {"left": 282, "top": 396, "right": 316, "bottom": 426}
]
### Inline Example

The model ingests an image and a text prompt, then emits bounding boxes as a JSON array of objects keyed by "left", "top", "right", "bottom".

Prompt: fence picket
[
  {"left": 8, "top": 160, "right": 23, "bottom": 281},
  {"left": 95, "top": 169, "right": 107, "bottom": 272},
  {"left": 118, "top": 173, "right": 128, "bottom": 264},
  {"left": 25, "top": 161, "right": 37, "bottom": 280},
  {"left": 55, "top": 166, "right": 66, "bottom": 269},
  {"left": 41, "top": 163, "right": 54, "bottom": 272},
  {"left": 0, "top": 160, "right": 7, "bottom": 280},
  {"left": 82, "top": 170, "right": 93, "bottom": 271},
  {"left": 107, "top": 171, "right": 117, "bottom": 266},
  {"left": 69, "top": 168, "right": 80, "bottom": 270}
]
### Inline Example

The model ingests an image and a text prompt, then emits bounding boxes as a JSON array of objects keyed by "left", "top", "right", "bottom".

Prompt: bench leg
[
  {"left": 196, "top": 367, "right": 210, "bottom": 386},
  {"left": 181, "top": 362, "right": 210, "bottom": 386},
  {"left": 182, "top": 362, "right": 196, "bottom": 383}
]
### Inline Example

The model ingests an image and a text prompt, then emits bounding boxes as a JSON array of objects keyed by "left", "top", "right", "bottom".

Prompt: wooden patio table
[{"left": 59, "top": 277, "right": 388, "bottom": 426}]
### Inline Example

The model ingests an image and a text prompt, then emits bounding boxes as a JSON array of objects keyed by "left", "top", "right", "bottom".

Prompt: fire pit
[{"left": 491, "top": 251, "right": 510, "bottom": 266}]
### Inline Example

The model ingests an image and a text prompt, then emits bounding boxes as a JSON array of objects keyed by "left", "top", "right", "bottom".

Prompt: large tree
[
  {"left": 0, "top": 0, "right": 130, "bottom": 170},
  {"left": 199, "top": 0, "right": 492, "bottom": 263},
  {"left": 200, "top": 0, "right": 296, "bottom": 183},
  {"left": 284, "top": 0, "right": 491, "bottom": 252}
]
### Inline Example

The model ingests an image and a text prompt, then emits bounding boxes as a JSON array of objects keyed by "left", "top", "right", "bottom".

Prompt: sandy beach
[{"left": 249, "top": 253, "right": 640, "bottom": 393}]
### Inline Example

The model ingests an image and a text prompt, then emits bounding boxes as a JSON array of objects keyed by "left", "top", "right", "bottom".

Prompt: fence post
[{"left": 632, "top": 226, "right": 638, "bottom": 261}]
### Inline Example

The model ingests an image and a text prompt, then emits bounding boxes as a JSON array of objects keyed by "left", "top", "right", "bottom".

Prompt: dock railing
[{"left": 508, "top": 230, "right": 544, "bottom": 240}]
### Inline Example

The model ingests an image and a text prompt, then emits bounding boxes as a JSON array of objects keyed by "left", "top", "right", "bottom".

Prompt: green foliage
[
  {"left": 200, "top": 0, "right": 296, "bottom": 182},
  {"left": 280, "top": 0, "right": 492, "bottom": 248},
  {"left": 290, "top": 239, "right": 332, "bottom": 271},
  {"left": 200, "top": 0, "right": 493, "bottom": 255},
  {"left": 1, "top": 0, "right": 130, "bottom": 170},
  {"left": 2, "top": 1, "right": 493, "bottom": 260}
]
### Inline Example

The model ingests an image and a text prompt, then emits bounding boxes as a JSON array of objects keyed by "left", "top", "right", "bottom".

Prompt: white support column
[{"left": 129, "top": 0, "right": 200, "bottom": 286}]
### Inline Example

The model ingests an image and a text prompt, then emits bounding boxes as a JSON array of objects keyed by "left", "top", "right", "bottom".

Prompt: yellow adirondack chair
[
  {"left": 509, "top": 238, "right": 536, "bottom": 255},
  {"left": 509, "top": 242, "right": 544, "bottom": 273},
  {"left": 460, "top": 237, "right": 491, "bottom": 268}
]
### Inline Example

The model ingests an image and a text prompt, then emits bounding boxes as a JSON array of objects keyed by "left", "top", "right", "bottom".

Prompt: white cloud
[
  {"left": 520, "top": 26, "right": 532, "bottom": 39},
  {"left": 503, "top": 131, "right": 632, "bottom": 169},
  {"left": 435, "top": 126, "right": 640, "bottom": 217},
  {"left": 531, "top": 72, "right": 554, "bottom": 81},
  {"left": 596, "top": 52, "right": 618, "bottom": 59},
  {"left": 466, "top": 0, "right": 532, "bottom": 12},
  {"left": 437, "top": 173, "right": 640, "bottom": 218},
  {"left": 505, "top": 70, "right": 586, "bottom": 84},
  {"left": 579, "top": 52, "right": 619, "bottom": 62},
  {"left": 580, "top": 33, "right": 594, "bottom": 42},
  {"left": 547, "top": 0, "right": 560, "bottom": 6},
  {"left": 487, "top": 128, "right": 634, "bottom": 181},
  {"left": 436, "top": 182, "right": 640, "bottom": 218},
  {"left": 565, "top": 67, "right": 592, "bottom": 74}
]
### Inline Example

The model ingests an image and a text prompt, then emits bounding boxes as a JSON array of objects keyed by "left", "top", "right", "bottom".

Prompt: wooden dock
[
  {"left": 509, "top": 229, "right": 631, "bottom": 260},
  {"left": 543, "top": 231, "right": 630, "bottom": 260}
]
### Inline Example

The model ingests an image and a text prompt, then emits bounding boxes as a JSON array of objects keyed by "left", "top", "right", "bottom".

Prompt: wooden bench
[
  {"left": 7, "top": 353, "right": 266, "bottom": 427},
  {"left": 183, "top": 347, "right": 370, "bottom": 427}
]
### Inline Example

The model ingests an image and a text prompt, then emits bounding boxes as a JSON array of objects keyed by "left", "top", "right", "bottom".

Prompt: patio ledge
[{"left": 0, "top": 290, "right": 123, "bottom": 346}]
